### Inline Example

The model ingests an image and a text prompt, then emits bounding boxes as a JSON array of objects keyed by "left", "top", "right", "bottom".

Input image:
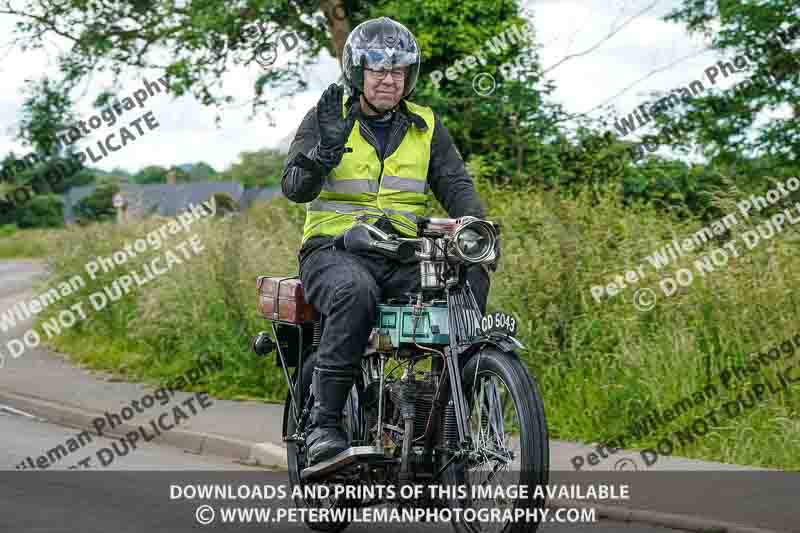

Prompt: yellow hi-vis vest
[{"left": 302, "top": 100, "right": 435, "bottom": 243}]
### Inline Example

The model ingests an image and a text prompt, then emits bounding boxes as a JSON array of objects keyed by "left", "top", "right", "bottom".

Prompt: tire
[
  {"left": 441, "top": 347, "right": 549, "bottom": 533},
  {"left": 282, "top": 355, "right": 360, "bottom": 533}
]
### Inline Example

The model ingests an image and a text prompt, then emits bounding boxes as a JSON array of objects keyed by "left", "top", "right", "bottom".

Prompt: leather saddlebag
[{"left": 257, "top": 276, "right": 316, "bottom": 323}]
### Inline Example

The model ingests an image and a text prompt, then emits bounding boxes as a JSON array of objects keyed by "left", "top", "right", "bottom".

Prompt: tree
[
  {"left": 219, "top": 148, "right": 284, "bottom": 187},
  {"left": 656, "top": 1, "right": 800, "bottom": 168},
  {"left": 17, "top": 157, "right": 93, "bottom": 195},
  {"left": 16, "top": 78, "right": 77, "bottom": 156},
  {"left": 1, "top": 78, "right": 89, "bottom": 193},
  {"left": 0, "top": 1, "right": 350, "bottom": 120},
  {"left": 167, "top": 167, "right": 191, "bottom": 183},
  {"left": 74, "top": 182, "right": 119, "bottom": 222},
  {"left": 17, "top": 195, "right": 64, "bottom": 228},
  {"left": 109, "top": 166, "right": 133, "bottom": 179},
  {"left": 187, "top": 162, "right": 218, "bottom": 181},
  {"left": 132, "top": 165, "right": 169, "bottom": 184}
]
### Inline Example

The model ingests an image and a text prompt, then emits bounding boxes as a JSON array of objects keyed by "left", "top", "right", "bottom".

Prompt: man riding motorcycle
[{"left": 281, "top": 17, "right": 497, "bottom": 466}]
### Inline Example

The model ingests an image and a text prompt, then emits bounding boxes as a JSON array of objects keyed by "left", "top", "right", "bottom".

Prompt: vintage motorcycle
[{"left": 252, "top": 211, "right": 549, "bottom": 533}]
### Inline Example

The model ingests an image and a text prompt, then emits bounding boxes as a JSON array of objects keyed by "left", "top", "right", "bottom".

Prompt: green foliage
[
  {"left": 40, "top": 197, "right": 303, "bottom": 400},
  {"left": 169, "top": 167, "right": 191, "bottom": 183},
  {"left": 108, "top": 166, "right": 133, "bottom": 178},
  {"left": 219, "top": 148, "right": 284, "bottom": 187},
  {"left": 16, "top": 195, "right": 64, "bottom": 228},
  {"left": 385, "top": 0, "right": 568, "bottom": 186},
  {"left": 0, "top": 224, "right": 17, "bottom": 237},
  {"left": 16, "top": 156, "right": 93, "bottom": 195},
  {"left": 74, "top": 183, "right": 119, "bottom": 222},
  {"left": 0, "top": 226, "right": 64, "bottom": 259},
  {"left": 3, "top": 1, "right": 329, "bottom": 118},
  {"left": 132, "top": 165, "right": 169, "bottom": 184},
  {"left": 1, "top": 152, "right": 37, "bottom": 186},
  {"left": 209, "top": 192, "right": 239, "bottom": 214},
  {"left": 129, "top": 163, "right": 217, "bottom": 183},
  {"left": 17, "top": 77, "right": 77, "bottom": 156},
  {"left": 660, "top": 0, "right": 800, "bottom": 165},
  {"left": 187, "top": 161, "right": 218, "bottom": 181},
  {"left": 0, "top": 155, "right": 88, "bottom": 227}
]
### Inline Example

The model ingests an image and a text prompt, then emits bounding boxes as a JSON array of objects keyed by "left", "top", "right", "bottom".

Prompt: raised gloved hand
[{"left": 315, "top": 83, "right": 360, "bottom": 173}]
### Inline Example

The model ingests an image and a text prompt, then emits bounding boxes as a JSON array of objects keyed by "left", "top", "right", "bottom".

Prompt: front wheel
[{"left": 441, "top": 347, "right": 549, "bottom": 533}]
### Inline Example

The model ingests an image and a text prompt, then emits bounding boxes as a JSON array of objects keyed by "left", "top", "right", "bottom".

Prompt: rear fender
[{"left": 272, "top": 322, "right": 314, "bottom": 369}]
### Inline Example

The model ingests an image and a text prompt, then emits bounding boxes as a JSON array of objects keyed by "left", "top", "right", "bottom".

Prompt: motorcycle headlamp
[{"left": 449, "top": 217, "right": 497, "bottom": 264}]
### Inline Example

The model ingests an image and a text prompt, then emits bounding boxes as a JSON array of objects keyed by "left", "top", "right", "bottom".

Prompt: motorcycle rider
[{"left": 281, "top": 17, "right": 497, "bottom": 466}]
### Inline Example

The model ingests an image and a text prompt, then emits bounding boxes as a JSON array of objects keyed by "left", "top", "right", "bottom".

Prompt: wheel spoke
[{"left": 461, "top": 370, "right": 526, "bottom": 533}]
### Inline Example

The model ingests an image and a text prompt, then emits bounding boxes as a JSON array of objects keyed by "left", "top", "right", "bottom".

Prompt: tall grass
[
  {"left": 0, "top": 225, "right": 68, "bottom": 259},
  {"left": 36, "top": 182, "right": 800, "bottom": 468}
]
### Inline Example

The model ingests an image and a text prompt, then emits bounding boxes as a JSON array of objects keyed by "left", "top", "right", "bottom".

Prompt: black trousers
[{"left": 299, "top": 246, "right": 490, "bottom": 371}]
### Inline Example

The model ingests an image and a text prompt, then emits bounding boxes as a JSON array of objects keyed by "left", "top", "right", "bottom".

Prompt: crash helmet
[{"left": 341, "top": 17, "right": 421, "bottom": 99}]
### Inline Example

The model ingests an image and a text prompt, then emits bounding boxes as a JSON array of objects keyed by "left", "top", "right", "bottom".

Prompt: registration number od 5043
[{"left": 477, "top": 311, "right": 518, "bottom": 337}]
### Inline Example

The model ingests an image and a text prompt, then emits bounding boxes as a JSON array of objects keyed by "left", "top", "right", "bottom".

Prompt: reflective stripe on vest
[
  {"left": 381, "top": 175, "right": 427, "bottom": 193},
  {"left": 322, "top": 176, "right": 378, "bottom": 195},
  {"left": 322, "top": 175, "right": 426, "bottom": 195},
  {"left": 302, "top": 100, "right": 435, "bottom": 242},
  {"left": 308, "top": 199, "right": 419, "bottom": 223}
]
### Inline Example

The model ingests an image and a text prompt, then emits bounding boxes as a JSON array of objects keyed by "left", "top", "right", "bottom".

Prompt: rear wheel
[
  {"left": 441, "top": 347, "right": 549, "bottom": 533},
  {"left": 282, "top": 355, "right": 361, "bottom": 533}
]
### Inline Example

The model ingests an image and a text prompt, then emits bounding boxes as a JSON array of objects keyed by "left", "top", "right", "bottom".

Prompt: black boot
[{"left": 306, "top": 366, "right": 355, "bottom": 465}]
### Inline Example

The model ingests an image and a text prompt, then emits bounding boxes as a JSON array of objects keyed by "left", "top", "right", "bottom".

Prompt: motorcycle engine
[{"left": 386, "top": 373, "right": 438, "bottom": 443}]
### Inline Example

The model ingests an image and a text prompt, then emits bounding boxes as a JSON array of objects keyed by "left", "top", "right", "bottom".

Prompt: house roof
[
  {"left": 121, "top": 181, "right": 244, "bottom": 217},
  {"left": 62, "top": 181, "right": 281, "bottom": 223}
]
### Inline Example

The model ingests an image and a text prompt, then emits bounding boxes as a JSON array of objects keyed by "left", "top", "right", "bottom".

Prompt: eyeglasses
[{"left": 364, "top": 67, "right": 407, "bottom": 81}]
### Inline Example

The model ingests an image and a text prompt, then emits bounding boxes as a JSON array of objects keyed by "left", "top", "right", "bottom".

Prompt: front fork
[
  {"left": 445, "top": 347, "right": 474, "bottom": 449},
  {"left": 445, "top": 282, "right": 482, "bottom": 451}
]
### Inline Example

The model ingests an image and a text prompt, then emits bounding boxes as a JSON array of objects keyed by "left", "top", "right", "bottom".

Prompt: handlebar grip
[
  {"left": 334, "top": 224, "right": 417, "bottom": 262},
  {"left": 371, "top": 240, "right": 416, "bottom": 262}
]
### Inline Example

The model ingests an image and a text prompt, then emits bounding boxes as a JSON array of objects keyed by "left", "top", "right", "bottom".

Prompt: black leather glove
[{"left": 315, "top": 83, "right": 360, "bottom": 174}]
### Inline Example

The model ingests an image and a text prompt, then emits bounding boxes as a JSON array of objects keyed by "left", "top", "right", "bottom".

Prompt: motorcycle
[{"left": 252, "top": 211, "right": 549, "bottom": 533}]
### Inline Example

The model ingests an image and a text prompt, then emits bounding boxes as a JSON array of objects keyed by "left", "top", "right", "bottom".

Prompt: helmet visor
[{"left": 352, "top": 47, "right": 419, "bottom": 70}]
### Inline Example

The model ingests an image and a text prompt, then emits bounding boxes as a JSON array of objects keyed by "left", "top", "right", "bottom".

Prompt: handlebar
[
  {"left": 331, "top": 210, "right": 498, "bottom": 265},
  {"left": 333, "top": 224, "right": 418, "bottom": 262}
]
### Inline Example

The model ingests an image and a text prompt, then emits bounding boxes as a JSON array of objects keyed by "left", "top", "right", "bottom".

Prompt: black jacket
[{"left": 282, "top": 97, "right": 485, "bottom": 264}]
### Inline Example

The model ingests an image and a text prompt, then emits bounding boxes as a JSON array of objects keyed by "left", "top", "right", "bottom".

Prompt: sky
[{"left": 0, "top": 0, "right": 766, "bottom": 175}]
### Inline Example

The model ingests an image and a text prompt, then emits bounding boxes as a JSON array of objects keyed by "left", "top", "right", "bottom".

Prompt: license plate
[{"left": 477, "top": 311, "right": 518, "bottom": 337}]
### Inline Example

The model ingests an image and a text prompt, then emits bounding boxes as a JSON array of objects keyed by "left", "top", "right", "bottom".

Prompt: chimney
[{"left": 167, "top": 170, "right": 177, "bottom": 185}]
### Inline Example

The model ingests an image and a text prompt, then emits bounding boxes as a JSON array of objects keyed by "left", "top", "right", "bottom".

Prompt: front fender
[{"left": 467, "top": 332, "right": 526, "bottom": 357}]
